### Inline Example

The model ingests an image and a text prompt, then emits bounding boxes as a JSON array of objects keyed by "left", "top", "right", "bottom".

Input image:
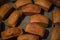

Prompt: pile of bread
[{"left": 0, "top": 0, "right": 60, "bottom": 40}]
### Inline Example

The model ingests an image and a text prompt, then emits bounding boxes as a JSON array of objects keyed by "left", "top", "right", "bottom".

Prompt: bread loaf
[
  {"left": 17, "top": 34, "right": 39, "bottom": 40},
  {"left": 53, "top": 8, "right": 60, "bottom": 24},
  {"left": 21, "top": 4, "right": 41, "bottom": 16},
  {"left": 51, "top": 25, "right": 60, "bottom": 40},
  {"left": 6, "top": 10, "right": 22, "bottom": 27},
  {"left": 30, "top": 14, "right": 48, "bottom": 27},
  {"left": 0, "top": 3, "right": 12, "bottom": 19},
  {"left": 35, "top": 0, "right": 52, "bottom": 11},
  {"left": 1, "top": 27, "right": 23, "bottom": 40},
  {"left": 25, "top": 23, "right": 46, "bottom": 37},
  {"left": 15, "top": 0, "right": 32, "bottom": 8}
]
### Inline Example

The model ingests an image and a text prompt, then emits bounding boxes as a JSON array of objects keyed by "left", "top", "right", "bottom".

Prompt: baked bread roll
[
  {"left": 1, "top": 27, "right": 23, "bottom": 40},
  {"left": 25, "top": 23, "right": 46, "bottom": 37},
  {"left": 17, "top": 34, "right": 39, "bottom": 40},
  {"left": 6, "top": 10, "right": 22, "bottom": 27},
  {"left": 53, "top": 8, "right": 60, "bottom": 24},
  {"left": 34, "top": 0, "right": 52, "bottom": 11},
  {"left": 30, "top": 14, "right": 48, "bottom": 27},
  {"left": 15, "top": 0, "right": 32, "bottom": 8},
  {"left": 21, "top": 3, "right": 41, "bottom": 16},
  {"left": 51, "top": 25, "right": 60, "bottom": 40},
  {"left": 0, "top": 3, "right": 12, "bottom": 19}
]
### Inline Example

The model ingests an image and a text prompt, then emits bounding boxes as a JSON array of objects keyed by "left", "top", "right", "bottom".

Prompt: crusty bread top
[
  {"left": 1, "top": 27, "right": 23, "bottom": 39},
  {"left": 0, "top": 3, "right": 12, "bottom": 19},
  {"left": 17, "top": 34, "right": 39, "bottom": 40},
  {"left": 34, "top": 0, "right": 52, "bottom": 11},
  {"left": 21, "top": 3, "right": 41, "bottom": 13},
  {"left": 53, "top": 8, "right": 60, "bottom": 24},
  {"left": 30, "top": 14, "right": 48, "bottom": 25},
  {"left": 15, "top": 0, "right": 32, "bottom": 8},
  {"left": 25, "top": 23, "right": 45, "bottom": 37}
]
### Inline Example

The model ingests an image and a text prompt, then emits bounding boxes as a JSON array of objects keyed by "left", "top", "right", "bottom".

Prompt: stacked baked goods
[
  {"left": 51, "top": 8, "right": 60, "bottom": 40},
  {"left": 0, "top": 0, "right": 60, "bottom": 40}
]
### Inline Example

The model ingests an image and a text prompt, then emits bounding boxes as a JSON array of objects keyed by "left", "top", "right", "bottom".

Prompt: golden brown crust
[
  {"left": 1, "top": 27, "right": 23, "bottom": 40},
  {"left": 15, "top": 0, "right": 32, "bottom": 8},
  {"left": 6, "top": 10, "right": 22, "bottom": 27},
  {"left": 17, "top": 34, "right": 39, "bottom": 40},
  {"left": 21, "top": 3, "right": 41, "bottom": 16},
  {"left": 25, "top": 23, "right": 46, "bottom": 37},
  {"left": 51, "top": 26, "right": 60, "bottom": 40},
  {"left": 30, "top": 14, "right": 48, "bottom": 26},
  {"left": 35, "top": 0, "right": 52, "bottom": 11},
  {"left": 53, "top": 8, "right": 60, "bottom": 24},
  {"left": 0, "top": 3, "right": 12, "bottom": 19}
]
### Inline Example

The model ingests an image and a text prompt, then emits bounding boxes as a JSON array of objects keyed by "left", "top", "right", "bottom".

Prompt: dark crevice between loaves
[
  {"left": 0, "top": 1, "right": 6, "bottom": 6},
  {"left": 23, "top": 12, "right": 41, "bottom": 16},
  {"left": 48, "top": 4, "right": 55, "bottom": 12},
  {"left": 6, "top": 36, "right": 17, "bottom": 40},
  {"left": 3, "top": 8, "right": 15, "bottom": 20},
  {"left": 16, "top": 14, "right": 26, "bottom": 27},
  {"left": 43, "top": 30, "right": 49, "bottom": 39},
  {"left": 47, "top": 19, "right": 52, "bottom": 28},
  {"left": 54, "top": 22, "right": 60, "bottom": 27},
  {"left": 40, "top": 9, "right": 44, "bottom": 15},
  {"left": 32, "top": 0, "right": 34, "bottom": 4},
  {"left": 23, "top": 32, "right": 42, "bottom": 40},
  {"left": 0, "top": 21, "right": 5, "bottom": 38},
  {"left": 4, "top": 0, "right": 16, "bottom": 3},
  {"left": 55, "top": 5, "right": 60, "bottom": 9}
]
